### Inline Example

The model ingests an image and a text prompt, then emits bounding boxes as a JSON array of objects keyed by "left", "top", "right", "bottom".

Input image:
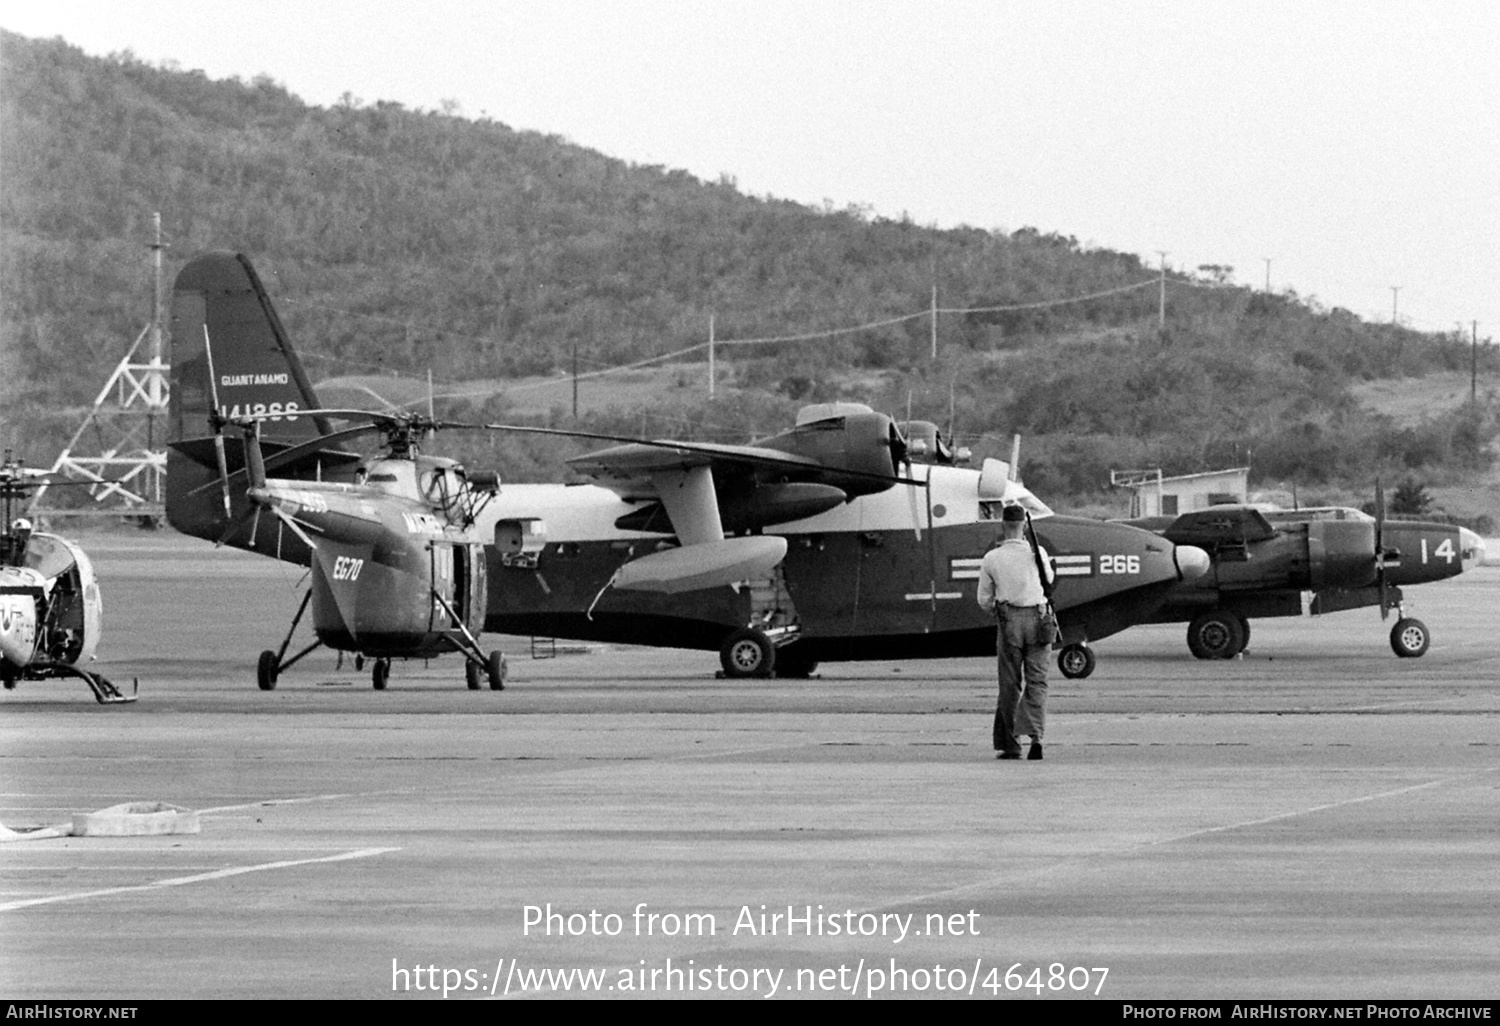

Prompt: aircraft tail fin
[
  {"left": 167, "top": 251, "right": 331, "bottom": 448},
  {"left": 165, "top": 252, "right": 356, "bottom": 543}
]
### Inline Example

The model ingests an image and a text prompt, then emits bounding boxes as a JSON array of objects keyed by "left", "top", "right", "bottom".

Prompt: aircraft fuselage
[{"left": 481, "top": 464, "right": 1201, "bottom": 660}]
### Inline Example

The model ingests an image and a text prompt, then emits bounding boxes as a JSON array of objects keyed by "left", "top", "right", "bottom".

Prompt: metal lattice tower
[{"left": 29, "top": 215, "right": 169, "bottom": 519}]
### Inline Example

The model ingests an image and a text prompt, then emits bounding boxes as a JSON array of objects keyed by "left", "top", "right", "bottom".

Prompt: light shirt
[{"left": 976, "top": 537, "right": 1053, "bottom": 609}]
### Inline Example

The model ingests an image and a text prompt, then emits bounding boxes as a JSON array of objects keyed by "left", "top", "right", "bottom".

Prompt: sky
[{"left": 4, "top": 0, "right": 1497, "bottom": 339}]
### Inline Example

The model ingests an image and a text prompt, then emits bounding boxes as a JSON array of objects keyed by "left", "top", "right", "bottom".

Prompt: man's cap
[{"left": 1000, "top": 505, "right": 1027, "bottom": 522}]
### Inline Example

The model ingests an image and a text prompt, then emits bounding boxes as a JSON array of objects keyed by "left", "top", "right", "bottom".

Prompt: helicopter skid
[{"left": 12, "top": 661, "right": 138, "bottom": 704}]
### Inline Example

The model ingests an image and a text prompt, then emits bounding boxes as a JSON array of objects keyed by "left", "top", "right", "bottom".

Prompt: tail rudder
[
  {"left": 165, "top": 252, "right": 350, "bottom": 543},
  {"left": 167, "top": 251, "right": 328, "bottom": 447}
]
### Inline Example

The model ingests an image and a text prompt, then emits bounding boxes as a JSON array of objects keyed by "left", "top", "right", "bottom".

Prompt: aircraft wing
[
  {"left": 568, "top": 440, "right": 826, "bottom": 483},
  {"left": 1147, "top": 507, "right": 1279, "bottom": 548},
  {"left": 568, "top": 441, "right": 857, "bottom": 542}
]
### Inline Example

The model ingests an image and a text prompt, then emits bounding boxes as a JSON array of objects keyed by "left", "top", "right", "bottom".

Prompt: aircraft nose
[
  {"left": 1458, "top": 527, "right": 1489, "bottom": 571},
  {"left": 1175, "top": 544, "right": 1212, "bottom": 581}
]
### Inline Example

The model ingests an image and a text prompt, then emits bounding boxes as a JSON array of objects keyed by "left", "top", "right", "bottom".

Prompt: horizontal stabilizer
[{"left": 612, "top": 536, "right": 788, "bottom": 594}]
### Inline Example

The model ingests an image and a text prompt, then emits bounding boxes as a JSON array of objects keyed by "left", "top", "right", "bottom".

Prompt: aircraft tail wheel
[
  {"left": 1057, "top": 643, "right": 1096, "bottom": 679},
  {"left": 256, "top": 650, "right": 279, "bottom": 691},
  {"left": 465, "top": 659, "right": 481, "bottom": 690},
  {"left": 372, "top": 659, "right": 390, "bottom": 690},
  {"left": 720, "top": 627, "right": 775, "bottom": 679},
  {"left": 1390, "top": 617, "right": 1430, "bottom": 658},
  {"left": 487, "top": 650, "right": 507, "bottom": 691},
  {"left": 1187, "top": 611, "right": 1245, "bottom": 660}
]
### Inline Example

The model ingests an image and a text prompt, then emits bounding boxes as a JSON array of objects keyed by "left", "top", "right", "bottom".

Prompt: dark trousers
[{"left": 993, "top": 605, "right": 1049, "bottom": 752}]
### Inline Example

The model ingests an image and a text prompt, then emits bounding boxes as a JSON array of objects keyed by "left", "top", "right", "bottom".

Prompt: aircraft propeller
[{"left": 1374, "top": 478, "right": 1390, "bottom": 620}]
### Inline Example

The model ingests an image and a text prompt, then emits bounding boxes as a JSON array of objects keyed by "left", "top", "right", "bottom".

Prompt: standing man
[{"left": 976, "top": 505, "right": 1056, "bottom": 760}]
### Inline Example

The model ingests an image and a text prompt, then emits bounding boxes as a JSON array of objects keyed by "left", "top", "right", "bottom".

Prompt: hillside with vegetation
[{"left": 3, "top": 31, "right": 1496, "bottom": 526}]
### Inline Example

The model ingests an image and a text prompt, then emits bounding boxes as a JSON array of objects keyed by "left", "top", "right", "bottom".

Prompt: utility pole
[
  {"left": 571, "top": 339, "right": 578, "bottom": 420},
  {"left": 1474, "top": 321, "right": 1480, "bottom": 404},
  {"left": 1157, "top": 252, "right": 1168, "bottom": 331},
  {"left": 1390, "top": 286, "right": 1401, "bottom": 324},
  {"left": 708, "top": 314, "right": 716, "bottom": 400},
  {"left": 1263, "top": 257, "right": 1271, "bottom": 292}
]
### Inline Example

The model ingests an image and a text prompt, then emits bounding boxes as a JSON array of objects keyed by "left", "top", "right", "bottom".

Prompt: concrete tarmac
[{"left": 2, "top": 536, "right": 1497, "bottom": 1000}]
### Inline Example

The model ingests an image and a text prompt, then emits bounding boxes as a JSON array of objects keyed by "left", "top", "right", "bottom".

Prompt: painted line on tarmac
[
  {"left": 1159, "top": 767, "right": 1499, "bottom": 842},
  {"left": 893, "top": 765, "right": 1498, "bottom": 909},
  {"left": 0, "top": 847, "right": 400, "bottom": 912},
  {"left": 197, "top": 792, "right": 361, "bottom": 814}
]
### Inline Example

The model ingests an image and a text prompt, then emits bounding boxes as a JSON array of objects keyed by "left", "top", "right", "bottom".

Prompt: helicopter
[
  {"left": 0, "top": 453, "right": 137, "bottom": 703},
  {"left": 174, "top": 406, "right": 512, "bottom": 692},
  {"left": 164, "top": 251, "right": 806, "bottom": 691}
]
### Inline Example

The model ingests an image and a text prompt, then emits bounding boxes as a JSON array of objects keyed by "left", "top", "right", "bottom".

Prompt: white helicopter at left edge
[{"left": 0, "top": 453, "right": 137, "bottom": 703}]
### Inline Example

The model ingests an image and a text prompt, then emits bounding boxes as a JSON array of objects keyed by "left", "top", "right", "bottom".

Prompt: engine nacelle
[
  {"left": 759, "top": 410, "right": 906, "bottom": 499},
  {"left": 1304, "top": 520, "right": 1378, "bottom": 591},
  {"left": 899, "top": 421, "right": 969, "bottom": 465}
]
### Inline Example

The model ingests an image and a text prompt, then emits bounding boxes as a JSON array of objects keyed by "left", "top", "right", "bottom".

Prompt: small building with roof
[{"left": 1110, "top": 467, "right": 1250, "bottom": 518}]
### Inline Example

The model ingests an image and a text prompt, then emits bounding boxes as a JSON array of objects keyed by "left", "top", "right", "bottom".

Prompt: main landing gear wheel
[
  {"left": 1187, "top": 610, "right": 1246, "bottom": 660},
  {"left": 486, "top": 650, "right": 507, "bottom": 691},
  {"left": 465, "top": 659, "right": 482, "bottom": 691},
  {"left": 1057, "top": 643, "right": 1096, "bottom": 679},
  {"left": 1390, "top": 617, "right": 1430, "bottom": 658},
  {"left": 720, "top": 627, "right": 775, "bottom": 679},
  {"left": 256, "top": 650, "right": 279, "bottom": 691},
  {"left": 372, "top": 658, "right": 390, "bottom": 691}
]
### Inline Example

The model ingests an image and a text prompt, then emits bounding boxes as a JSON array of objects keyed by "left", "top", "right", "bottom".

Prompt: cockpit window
[
  {"left": 21, "top": 534, "right": 77, "bottom": 580},
  {"left": 980, "top": 494, "right": 1054, "bottom": 521}
]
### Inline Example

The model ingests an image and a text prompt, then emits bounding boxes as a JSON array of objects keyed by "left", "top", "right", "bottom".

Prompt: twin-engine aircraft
[
  {"left": 1118, "top": 500, "right": 1485, "bottom": 660},
  {"left": 480, "top": 415, "right": 1213, "bottom": 680},
  {"left": 0, "top": 456, "right": 135, "bottom": 703}
]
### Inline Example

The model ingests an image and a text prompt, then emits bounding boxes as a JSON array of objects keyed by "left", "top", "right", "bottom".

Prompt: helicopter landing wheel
[
  {"left": 372, "top": 658, "right": 390, "bottom": 691},
  {"left": 487, "top": 650, "right": 507, "bottom": 691},
  {"left": 256, "top": 650, "right": 279, "bottom": 691}
]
